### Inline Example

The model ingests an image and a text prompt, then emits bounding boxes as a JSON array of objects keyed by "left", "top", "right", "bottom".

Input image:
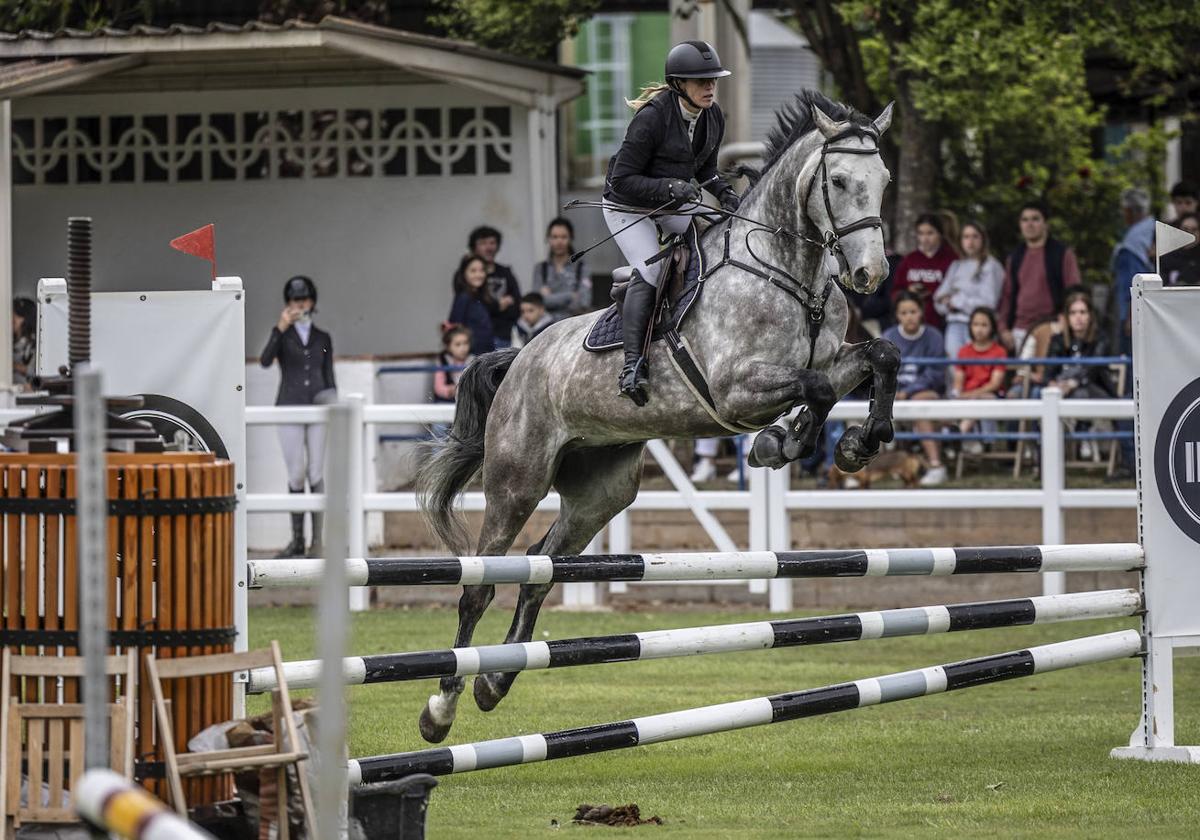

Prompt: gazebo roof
[{"left": 0, "top": 16, "right": 586, "bottom": 107}]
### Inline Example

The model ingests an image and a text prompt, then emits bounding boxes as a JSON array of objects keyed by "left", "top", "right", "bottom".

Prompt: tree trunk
[{"left": 889, "top": 75, "right": 938, "bottom": 254}]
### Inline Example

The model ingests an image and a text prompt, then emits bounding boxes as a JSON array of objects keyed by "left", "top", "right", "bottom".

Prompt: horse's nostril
[{"left": 854, "top": 267, "right": 871, "bottom": 287}]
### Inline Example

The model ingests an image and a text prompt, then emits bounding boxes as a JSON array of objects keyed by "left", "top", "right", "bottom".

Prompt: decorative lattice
[{"left": 11, "top": 105, "right": 513, "bottom": 184}]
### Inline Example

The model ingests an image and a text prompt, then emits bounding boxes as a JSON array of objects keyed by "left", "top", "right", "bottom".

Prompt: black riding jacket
[
  {"left": 604, "top": 89, "right": 734, "bottom": 208},
  {"left": 260, "top": 323, "right": 337, "bottom": 406}
]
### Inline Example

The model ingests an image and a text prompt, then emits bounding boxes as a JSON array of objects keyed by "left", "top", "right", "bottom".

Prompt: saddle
[{"left": 583, "top": 223, "right": 707, "bottom": 352}]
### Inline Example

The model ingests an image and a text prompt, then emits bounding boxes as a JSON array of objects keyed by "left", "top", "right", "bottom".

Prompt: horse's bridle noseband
[{"left": 811, "top": 127, "right": 885, "bottom": 277}]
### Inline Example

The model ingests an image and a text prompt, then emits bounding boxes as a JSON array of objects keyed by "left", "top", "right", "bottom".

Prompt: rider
[{"left": 604, "top": 40, "right": 742, "bottom": 406}]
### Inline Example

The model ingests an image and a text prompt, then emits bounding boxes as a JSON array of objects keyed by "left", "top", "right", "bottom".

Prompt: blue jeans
[{"left": 493, "top": 337, "right": 512, "bottom": 350}]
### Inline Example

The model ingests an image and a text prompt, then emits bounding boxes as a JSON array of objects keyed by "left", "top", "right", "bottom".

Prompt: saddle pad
[{"left": 584, "top": 225, "right": 707, "bottom": 353}]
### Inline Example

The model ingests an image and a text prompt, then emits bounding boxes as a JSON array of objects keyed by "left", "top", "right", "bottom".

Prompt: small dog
[{"left": 828, "top": 448, "right": 927, "bottom": 489}]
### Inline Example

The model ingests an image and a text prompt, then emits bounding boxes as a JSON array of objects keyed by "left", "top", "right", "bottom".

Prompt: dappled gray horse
[{"left": 416, "top": 91, "right": 900, "bottom": 742}]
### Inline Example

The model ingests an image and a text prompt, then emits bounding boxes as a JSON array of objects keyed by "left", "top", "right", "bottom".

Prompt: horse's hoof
[
  {"left": 749, "top": 426, "right": 789, "bottom": 470},
  {"left": 834, "top": 425, "right": 878, "bottom": 473},
  {"left": 473, "top": 673, "right": 504, "bottom": 712},
  {"left": 418, "top": 704, "right": 453, "bottom": 744}
]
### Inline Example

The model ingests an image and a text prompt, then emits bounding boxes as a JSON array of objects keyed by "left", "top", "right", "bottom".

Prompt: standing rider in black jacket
[{"left": 604, "top": 40, "right": 741, "bottom": 406}]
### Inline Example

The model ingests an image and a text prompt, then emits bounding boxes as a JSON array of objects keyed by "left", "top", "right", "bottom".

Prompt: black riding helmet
[
  {"left": 284, "top": 275, "right": 317, "bottom": 305},
  {"left": 665, "top": 40, "right": 730, "bottom": 109}
]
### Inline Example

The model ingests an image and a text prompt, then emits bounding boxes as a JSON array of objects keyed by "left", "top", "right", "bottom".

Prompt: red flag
[{"left": 169, "top": 224, "right": 216, "bottom": 280}]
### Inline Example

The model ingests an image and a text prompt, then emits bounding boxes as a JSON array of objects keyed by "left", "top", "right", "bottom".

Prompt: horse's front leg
[
  {"left": 824, "top": 338, "right": 900, "bottom": 472},
  {"left": 730, "top": 366, "right": 837, "bottom": 470}
]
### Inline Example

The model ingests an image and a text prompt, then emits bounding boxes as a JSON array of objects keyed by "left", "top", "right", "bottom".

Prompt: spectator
[
  {"left": 1111, "top": 188, "right": 1154, "bottom": 353},
  {"left": 935, "top": 221, "right": 1005, "bottom": 358},
  {"left": 12, "top": 296, "right": 36, "bottom": 390},
  {"left": 951, "top": 307, "right": 1008, "bottom": 452},
  {"left": 1046, "top": 290, "right": 1115, "bottom": 459},
  {"left": 260, "top": 276, "right": 336, "bottom": 559},
  {"left": 467, "top": 225, "right": 520, "bottom": 348},
  {"left": 1170, "top": 181, "right": 1198, "bottom": 220},
  {"left": 450, "top": 255, "right": 497, "bottom": 356},
  {"left": 533, "top": 218, "right": 592, "bottom": 322},
  {"left": 515, "top": 292, "right": 554, "bottom": 346},
  {"left": 997, "top": 201, "right": 1081, "bottom": 353},
  {"left": 884, "top": 291, "right": 948, "bottom": 486},
  {"left": 891, "top": 213, "right": 957, "bottom": 329},
  {"left": 433, "top": 325, "right": 473, "bottom": 404},
  {"left": 1161, "top": 212, "right": 1200, "bottom": 286}
]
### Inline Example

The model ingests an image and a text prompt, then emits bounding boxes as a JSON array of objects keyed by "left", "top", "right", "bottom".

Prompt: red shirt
[
  {"left": 956, "top": 341, "right": 1008, "bottom": 392},
  {"left": 891, "top": 243, "right": 958, "bottom": 328},
  {"left": 997, "top": 244, "right": 1082, "bottom": 331}
]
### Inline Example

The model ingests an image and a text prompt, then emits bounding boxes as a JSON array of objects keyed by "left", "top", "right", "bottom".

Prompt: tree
[
  {"left": 787, "top": 0, "right": 1198, "bottom": 267},
  {"left": 429, "top": 0, "right": 598, "bottom": 62}
]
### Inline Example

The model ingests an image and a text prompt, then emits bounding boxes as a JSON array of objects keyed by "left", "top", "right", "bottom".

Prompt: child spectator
[
  {"left": 467, "top": 225, "right": 520, "bottom": 348},
  {"left": 433, "top": 325, "right": 473, "bottom": 403},
  {"left": 1046, "top": 290, "right": 1114, "bottom": 458},
  {"left": 450, "top": 255, "right": 497, "bottom": 355},
  {"left": 515, "top": 292, "right": 554, "bottom": 346},
  {"left": 935, "top": 221, "right": 1005, "bottom": 358},
  {"left": 890, "top": 213, "right": 957, "bottom": 329},
  {"left": 533, "top": 217, "right": 592, "bottom": 322},
  {"left": 951, "top": 307, "right": 1008, "bottom": 450},
  {"left": 883, "top": 291, "right": 948, "bottom": 485}
]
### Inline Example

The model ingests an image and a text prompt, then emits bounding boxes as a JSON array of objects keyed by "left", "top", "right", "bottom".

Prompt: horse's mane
[{"left": 730, "top": 90, "right": 875, "bottom": 192}]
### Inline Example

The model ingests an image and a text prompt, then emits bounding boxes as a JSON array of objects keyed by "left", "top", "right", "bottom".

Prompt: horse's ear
[
  {"left": 873, "top": 102, "right": 895, "bottom": 135},
  {"left": 811, "top": 105, "right": 840, "bottom": 139}
]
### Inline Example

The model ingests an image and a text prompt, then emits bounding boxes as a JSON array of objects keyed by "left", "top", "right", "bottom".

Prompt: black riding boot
[
  {"left": 307, "top": 480, "right": 324, "bottom": 558},
  {"left": 276, "top": 487, "right": 306, "bottom": 558},
  {"left": 618, "top": 272, "right": 657, "bottom": 406}
]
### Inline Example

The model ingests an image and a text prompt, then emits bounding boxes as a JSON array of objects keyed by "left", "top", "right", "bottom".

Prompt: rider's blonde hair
[{"left": 626, "top": 81, "right": 672, "bottom": 111}]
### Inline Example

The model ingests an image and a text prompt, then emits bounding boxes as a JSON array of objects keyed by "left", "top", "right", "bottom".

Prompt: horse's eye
[{"left": 831, "top": 175, "right": 847, "bottom": 189}]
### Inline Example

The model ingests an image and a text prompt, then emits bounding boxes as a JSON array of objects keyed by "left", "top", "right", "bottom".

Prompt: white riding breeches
[
  {"left": 603, "top": 202, "right": 706, "bottom": 288},
  {"left": 277, "top": 423, "right": 326, "bottom": 491}
]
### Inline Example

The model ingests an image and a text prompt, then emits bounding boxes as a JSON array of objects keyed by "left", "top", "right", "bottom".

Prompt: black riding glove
[
  {"left": 665, "top": 178, "right": 701, "bottom": 205},
  {"left": 719, "top": 189, "right": 741, "bottom": 213}
]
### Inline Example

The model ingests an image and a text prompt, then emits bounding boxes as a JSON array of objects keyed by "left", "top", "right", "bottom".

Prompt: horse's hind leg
[
  {"left": 473, "top": 443, "right": 645, "bottom": 712},
  {"left": 417, "top": 436, "right": 560, "bottom": 743}
]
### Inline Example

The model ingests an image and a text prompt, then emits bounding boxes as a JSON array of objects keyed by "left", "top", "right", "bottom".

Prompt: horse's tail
[{"left": 416, "top": 347, "right": 520, "bottom": 554}]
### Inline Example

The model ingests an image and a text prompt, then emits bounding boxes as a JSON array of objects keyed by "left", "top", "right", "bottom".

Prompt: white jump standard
[
  {"left": 248, "top": 589, "right": 1142, "bottom": 693},
  {"left": 245, "top": 543, "right": 1144, "bottom": 588},
  {"left": 347, "top": 630, "right": 1141, "bottom": 782}
]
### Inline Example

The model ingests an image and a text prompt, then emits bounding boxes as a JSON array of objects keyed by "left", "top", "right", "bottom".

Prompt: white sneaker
[
  {"left": 919, "top": 464, "right": 947, "bottom": 486},
  {"left": 725, "top": 466, "right": 743, "bottom": 483},
  {"left": 963, "top": 440, "right": 984, "bottom": 456},
  {"left": 842, "top": 476, "right": 861, "bottom": 489},
  {"left": 1079, "top": 441, "right": 1094, "bottom": 460},
  {"left": 689, "top": 458, "right": 717, "bottom": 483}
]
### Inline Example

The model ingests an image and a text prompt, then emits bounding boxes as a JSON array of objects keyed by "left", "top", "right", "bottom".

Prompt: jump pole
[
  {"left": 246, "top": 543, "right": 1144, "bottom": 589},
  {"left": 247, "top": 588, "right": 1141, "bottom": 693},
  {"left": 347, "top": 630, "right": 1141, "bottom": 783}
]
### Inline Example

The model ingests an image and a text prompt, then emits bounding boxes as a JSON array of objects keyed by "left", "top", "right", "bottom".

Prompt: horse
[{"left": 415, "top": 90, "right": 900, "bottom": 743}]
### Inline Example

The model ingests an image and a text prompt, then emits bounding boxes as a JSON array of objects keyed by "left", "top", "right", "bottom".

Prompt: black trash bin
[{"left": 350, "top": 774, "right": 438, "bottom": 840}]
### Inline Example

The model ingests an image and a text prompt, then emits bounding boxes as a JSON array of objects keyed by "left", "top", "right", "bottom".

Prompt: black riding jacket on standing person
[
  {"left": 604, "top": 89, "right": 736, "bottom": 209},
  {"left": 260, "top": 324, "right": 336, "bottom": 405}
]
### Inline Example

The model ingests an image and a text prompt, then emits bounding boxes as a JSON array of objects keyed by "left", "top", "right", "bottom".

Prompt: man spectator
[
  {"left": 468, "top": 225, "right": 521, "bottom": 348},
  {"left": 997, "top": 201, "right": 1081, "bottom": 352},
  {"left": 1161, "top": 213, "right": 1200, "bottom": 286},
  {"left": 1170, "top": 181, "right": 1198, "bottom": 221},
  {"left": 1111, "top": 188, "right": 1154, "bottom": 351}
]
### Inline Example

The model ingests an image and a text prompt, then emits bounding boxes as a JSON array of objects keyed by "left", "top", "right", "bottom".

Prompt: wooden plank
[
  {"left": 152, "top": 649, "right": 275, "bottom": 679},
  {"left": 122, "top": 465, "right": 140, "bottom": 641},
  {"left": 5, "top": 701, "right": 21, "bottom": 818},
  {"left": 176, "top": 744, "right": 277, "bottom": 766},
  {"left": 67, "top": 718, "right": 83, "bottom": 807},
  {"left": 0, "top": 453, "right": 215, "bottom": 466},
  {"left": 47, "top": 716, "right": 64, "bottom": 811},
  {"left": 23, "top": 466, "right": 40, "bottom": 698},
  {"left": 44, "top": 465, "right": 62, "bottom": 704},
  {"left": 186, "top": 464, "right": 203, "bottom": 754},
  {"left": 138, "top": 464, "right": 156, "bottom": 782},
  {"left": 6, "top": 467, "right": 24, "bottom": 675},
  {"left": 170, "top": 464, "right": 188, "bottom": 775},
  {"left": 26, "top": 715, "right": 44, "bottom": 820},
  {"left": 200, "top": 463, "right": 216, "bottom": 804},
  {"left": 178, "top": 751, "right": 307, "bottom": 775},
  {"left": 106, "top": 466, "right": 120, "bottom": 682},
  {"left": 63, "top": 467, "right": 78, "bottom": 703},
  {"left": 7, "top": 655, "right": 130, "bottom": 677}
]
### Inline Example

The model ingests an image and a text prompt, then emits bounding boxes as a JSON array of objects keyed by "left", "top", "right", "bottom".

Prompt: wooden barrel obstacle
[
  {"left": 0, "top": 452, "right": 236, "bottom": 802},
  {"left": 244, "top": 543, "right": 1147, "bottom": 780}
]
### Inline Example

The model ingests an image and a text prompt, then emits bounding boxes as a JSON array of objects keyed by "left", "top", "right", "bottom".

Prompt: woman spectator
[
  {"left": 450, "top": 255, "right": 498, "bottom": 355},
  {"left": 533, "top": 218, "right": 592, "bottom": 322},
  {"left": 951, "top": 307, "right": 1008, "bottom": 452},
  {"left": 12, "top": 296, "right": 36, "bottom": 390},
  {"left": 260, "top": 276, "right": 336, "bottom": 559},
  {"left": 1045, "top": 290, "right": 1114, "bottom": 457},
  {"left": 883, "top": 291, "right": 948, "bottom": 486},
  {"left": 935, "top": 222, "right": 1005, "bottom": 358},
  {"left": 890, "top": 213, "right": 958, "bottom": 330}
]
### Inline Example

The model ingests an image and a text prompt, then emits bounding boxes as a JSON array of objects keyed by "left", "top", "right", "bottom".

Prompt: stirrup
[{"left": 619, "top": 357, "right": 650, "bottom": 406}]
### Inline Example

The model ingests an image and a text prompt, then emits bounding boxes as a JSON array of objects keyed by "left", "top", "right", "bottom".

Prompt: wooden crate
[{"left": 0, "top": 452, "right": 235, "bottom": 804}]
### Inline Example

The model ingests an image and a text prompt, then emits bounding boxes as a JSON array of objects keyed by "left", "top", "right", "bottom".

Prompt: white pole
[
  {"left": 767, "top": 465, "right": 794, "bottom": 613},
  {"left": 607, "top": 511, "right": 630, "bottom": 595},
  {"left": 1040, "top": 388, "right": 1066, "bottom": 596},
  {"left": 317, "top": 403, "right": 352, "bottom": 839},
  {"left": 747, "top": 442, "right": 768, "bottom": 596},
  {"left": 76, "top": 365, "right": 109, "bottom": 769},
  {"left": 346, "top": 394, "right": 369, "bottom": 613}
]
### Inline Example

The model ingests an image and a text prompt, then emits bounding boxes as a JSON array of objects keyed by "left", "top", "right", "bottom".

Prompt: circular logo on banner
[{"left": 1155, "top": 376, "right": 1200, "bottom": 543}]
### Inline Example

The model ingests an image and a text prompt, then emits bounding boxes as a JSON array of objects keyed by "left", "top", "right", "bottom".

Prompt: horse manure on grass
[{"left": 573, "top": 803, "right": 664, "bottom": 826}]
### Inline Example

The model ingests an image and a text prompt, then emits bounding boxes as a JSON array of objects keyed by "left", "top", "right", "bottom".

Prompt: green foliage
[
  {"left": 832, "top": 0, "right": 1190, "bottom": 282},
  {"left": 430, "top": 0, "right": 598, "bottom": 61},
  {"left": 1, "top": 1, "right": 171, "bottom": 33}
]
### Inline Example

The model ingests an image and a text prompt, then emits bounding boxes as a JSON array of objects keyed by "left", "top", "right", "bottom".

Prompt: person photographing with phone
[{"left": 260, "top": 275, "right": 337, "bottom": 558}]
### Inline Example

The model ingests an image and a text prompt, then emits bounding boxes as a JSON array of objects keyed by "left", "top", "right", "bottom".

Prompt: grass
[{"left": 249, "top": 604, "right": 1200, "bottom": 838}]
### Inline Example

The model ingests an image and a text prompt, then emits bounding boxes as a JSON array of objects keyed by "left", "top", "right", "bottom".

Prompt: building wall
[{"left": 11, "top": 84, "right": 536, "bottom": 357}]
